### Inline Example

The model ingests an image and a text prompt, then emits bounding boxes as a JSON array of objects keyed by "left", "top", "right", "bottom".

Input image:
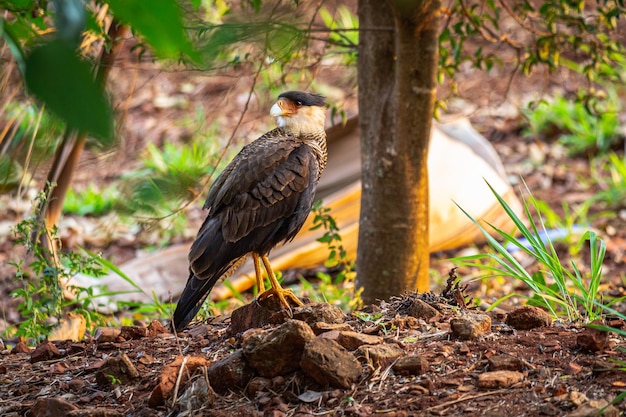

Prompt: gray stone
[
  {"left": 450, "top": 313, "right": 492, "bottom": 340},
  {"left": 477, "top": 370, "right": 524, "bottom": 388},
  {"left": 26, "top": 398, "right": 78, "bottom": 417},
  {"left": 243, "top": 320, "right": 315, "bottom": 377},
  {"left": 488, "top": 354, "right": 525, "bottom": 371},
  {"left": 355, "top": 343, "right": 404, "bottom": 369},
  {"left": 300, "top": 338, "right": 361, "bottom": 389},
  {"left": 409, "top": 299, "right": 440, "bottom": 321},
  {"left": 505, "top": 306, "right": 552, "bottom": 330},
  {"left": 292, "top": 303, "right": 345, "bottom": 325},
  {"left": 392, "top": 355, "right": 429, "bottom": 375},
  {"left": 208, "top": 349, "right": 255, "bottom": 393}
]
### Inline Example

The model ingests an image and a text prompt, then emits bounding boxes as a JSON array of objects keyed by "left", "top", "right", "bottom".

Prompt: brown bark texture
[
  {"left": 37, "top": 22, "right": 127, "bottom": 253},
  {"left": 356, "top": 0, "right": 440, "bottom": 302}
]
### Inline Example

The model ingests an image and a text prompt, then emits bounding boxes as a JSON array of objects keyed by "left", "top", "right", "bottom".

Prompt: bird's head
[{"left": 270, "top": 91, "right": 326, "bottom": 135}]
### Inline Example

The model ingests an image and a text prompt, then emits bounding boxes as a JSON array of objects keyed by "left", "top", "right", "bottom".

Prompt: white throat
[{"left": 271, "top": 105, "right": 326, "bottom": 136}]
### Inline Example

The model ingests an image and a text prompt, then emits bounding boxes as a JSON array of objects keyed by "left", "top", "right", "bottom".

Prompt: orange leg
[
  {"left": 252, "top": 253, "right": 266, "bottom": 294},
  {"left": 255, "top": 253, "right": 303, "bottom": 309}
]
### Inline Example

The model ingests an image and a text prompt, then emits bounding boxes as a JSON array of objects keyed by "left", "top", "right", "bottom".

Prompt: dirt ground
[{"left": 2, "top": 7, "right": 626, "bottom": 416}]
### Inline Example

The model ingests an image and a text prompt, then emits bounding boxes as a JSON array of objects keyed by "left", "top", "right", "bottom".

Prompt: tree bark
[
  {"left": 356, "top": 0, "right": 440, "bottom": 302},
  {"left": 36, "top": 22, "right": 127, "bottom": 254}
]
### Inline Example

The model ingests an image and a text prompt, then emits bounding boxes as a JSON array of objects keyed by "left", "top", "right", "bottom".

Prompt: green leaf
[
  {"left": 24, "top": 39, "right": 114, "bottom": 141},
  {"left": 0, "top": 16, "right": 27, "bottom": 74},
  {"left": 0, "top": 0, "right": 37, "bottom": 12},
  {"left": 104, "top": 0, "right": 200, "bottom": 62}
]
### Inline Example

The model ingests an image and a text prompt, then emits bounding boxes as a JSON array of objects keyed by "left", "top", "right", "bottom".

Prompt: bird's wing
[
  {"left": 189, "top": 135, "right": 319, "bottom": 268},
  {"left": 219, "top": 140, "right": 318, "bottom": 242},
  {"left": 203, "top": 129, "right": 291, "bottom": 212}
]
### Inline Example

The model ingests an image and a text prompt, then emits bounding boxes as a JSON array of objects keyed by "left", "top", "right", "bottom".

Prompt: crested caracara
[{"left": 171, "top": 91, "right": 327, "bottom": 331}]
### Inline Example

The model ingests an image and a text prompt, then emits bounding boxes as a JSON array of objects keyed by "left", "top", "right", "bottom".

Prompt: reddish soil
[{"left": 1, "top": 295, "right": 625, "bottom": 416}]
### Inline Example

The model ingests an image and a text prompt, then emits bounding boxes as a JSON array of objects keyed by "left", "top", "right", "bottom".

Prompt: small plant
[
  {"left": 305, "top": 201, "right": 361, "bottom": 311},
  {"left": 532, "top": 199, "right": 597, "bottom": 256},
  {"left": 590, "top": 152, "right": 626, "bottom": 209},
  {"left": 63, "top": 183, "right": 119, "bottom": 216},
  {"left": 452, "top": 180, "right": 608, "bottom": 322},
  {"left": 7, "top": 189, "right": 111, "bottom": 342},
  {"left": 117, "top": 139, "right": 219, "bottom": 217},
  {"left": 106, "top": 374, "right": 122, "bottom": 386},
  {"left": 523, "top": 91, "right": 621, "bottom": 155}
]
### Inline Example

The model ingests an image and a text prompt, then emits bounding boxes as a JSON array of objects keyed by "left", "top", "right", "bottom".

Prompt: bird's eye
[{"left": 295, "top": 101, "right": 303, "bottom": 107}]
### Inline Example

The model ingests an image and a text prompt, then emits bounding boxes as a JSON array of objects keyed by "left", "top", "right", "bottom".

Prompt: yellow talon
[{"left": 253, "top": 253, "right": 304, "bottom": 309}]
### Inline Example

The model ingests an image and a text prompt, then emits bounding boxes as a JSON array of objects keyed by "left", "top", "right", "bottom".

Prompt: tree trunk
[
  {"left": 35, "top": 22, "right": 127, "bottom": 256},
  {"left": 356, "top": 0, "right": 440, "bottom": 302}
]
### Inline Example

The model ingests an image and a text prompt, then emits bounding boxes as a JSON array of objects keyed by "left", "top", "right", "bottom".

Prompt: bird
[{"left": 171, "top": 91, "right": 327, "bottom": 332}]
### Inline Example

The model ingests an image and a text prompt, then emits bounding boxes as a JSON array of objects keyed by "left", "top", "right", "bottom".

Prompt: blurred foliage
[
  {"left": 116, "top": 130, "right": 220, "bottom": 217},
  {"left": 64, "top": 183, "right": 119, "bottom": 216},
  {"left": 306, "top": 201, "right": 361, "bottom": 311},
  {"left": 590, "top": 152, "right": 626, "bottom": 209},
  {"left": 4, "top": 0, "right": 623, "bottom": 202},
  {"left": 7, "top": 188, "right": 112, "bottom": 343},
  {"left": 523, "top": 90, "right": 622, "bottom": 155},
  {"left": 439, "top": 0, "right": 626, "bottom": 94}
]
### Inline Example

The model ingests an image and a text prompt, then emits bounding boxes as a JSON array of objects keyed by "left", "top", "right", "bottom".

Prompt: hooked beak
[{"left": 270, "top": 102, "right": 283, "bottom": 117}]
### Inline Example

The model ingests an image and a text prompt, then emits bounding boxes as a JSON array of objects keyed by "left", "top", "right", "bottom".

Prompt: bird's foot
[{"left": 258, "top": 287, "right": 304, "bottom": 310}]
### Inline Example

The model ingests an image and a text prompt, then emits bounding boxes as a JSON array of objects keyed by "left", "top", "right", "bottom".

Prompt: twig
[
  {"left": 496, "top": 0, "right": 551, "bottom": 37},
  {"left": 423, "top": 388, "right": 515, "bottom": 410},
  {"left": 171, "top": 355, "right": 189, "bottom": 407}
]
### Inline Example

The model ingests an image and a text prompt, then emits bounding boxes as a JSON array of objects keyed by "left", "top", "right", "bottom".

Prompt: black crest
[{"left": 278, "top": 91, "right": 326, "bottom": 107}]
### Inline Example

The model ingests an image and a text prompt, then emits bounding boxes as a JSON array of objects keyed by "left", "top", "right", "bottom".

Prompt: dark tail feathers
[{"left": 170, "top": 272, "right": 216, "bottom": 332}]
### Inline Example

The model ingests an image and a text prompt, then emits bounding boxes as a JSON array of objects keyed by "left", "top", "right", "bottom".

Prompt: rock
[
  {"left": 67, "top": 409, "right": 124, "bottom": 417},
  {"left": 392, "top": 355, "right": 429, "bottom": 375},
  {"left": 148, "top": 356, "right": 210, "bottom": 407},
  {"left": 505, "top": 306, "right": 552, "bottom": 330},
  {"left": 147, "top": 320, "right": 169, "bottom": 336},
  {"left": 564, "top": 361, "right": 584, "bottom": 375},
  {"left": 317, "top": 330, "right": 341, "bottom": 343},
  {"left": 576, "top": 321, "right": 609, "bottom": 352},
  {"left": 119, "top": 325, "right": 149, "bottom": 340},
  {"left": 246, "top": 376, "right": 272, "bottom": 397},
  {"left": 208, "top": 349, "right": 254, "bottom": 393},
  {"left": 450, "top": 313, "right": 492, "bottom": 340},
  {"left": 67, "top": 378, "right": 87, "bottom": 392},
  {"left": 26, "top": 398, "right": 78, "bottom": 417},
  {"left": 408, "top": 299, "right": 440, "bottom": 321},
  {"left": 94, "top": 327, "right": 122, "bottom": 343},
  {"left": 30, "top": 340, "right": 62, "bottom": 363},
  {"left": 319, "top": 330, "right": 383, "bottom": 350},
  {"left": 291, "top": 303, "right": 345, "bottom": 325},
  {"left": 477, "top": 370, "right": 524, "bottom": 388},
  {"left": 488, "top": 355, "right": 525, "bottom": 371},
  {"left": 175, "top": 376, "right": 216, "bottom": 412},
  {"left": 95, "top": 353, "right": 139, "bottom": 386},
  {"left": 310, "top": 322, "right": 353, "bottom": 335},
  {"left": 12, "top": 340, "right": 31, "bottom": 353},
  {"left": 243, "top": 319, "right": 315, "bottom": 377},
  {"left": 335, "top": 331, "right": 383, "bottom": 350},
  {"left": 229, "top": 296, "right": 287, "bottom": 336},
  {"left": 48, "top": 313, "right": 86, "bottom": 341},
  {"left": 300, "top": 338, "right": 361, "bottom": 388},
  {"left": 569, "top": 399, "right": 619, "bottom": 417},
  {"left": 355, "top": 343, "right": 404, "bottom": 369}
]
